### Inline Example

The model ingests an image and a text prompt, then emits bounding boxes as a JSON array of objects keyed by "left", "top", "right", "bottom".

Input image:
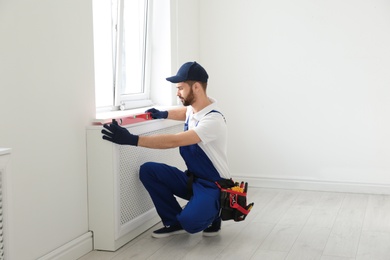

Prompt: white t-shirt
[{"left": 185, "top": 98, "right": 231, "bottom": 179}]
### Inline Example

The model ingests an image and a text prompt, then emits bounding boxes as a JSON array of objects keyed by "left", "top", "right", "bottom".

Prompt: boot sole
[
  {"left": 152, "top": 229, "right": 186, "bottom": 238},
  {"left": 202, "top": 230, "right": 221, "bottom": 237}
]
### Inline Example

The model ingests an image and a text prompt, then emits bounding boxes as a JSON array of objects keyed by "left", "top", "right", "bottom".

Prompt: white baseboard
[
  {"left": 37, "top": 232, "right": 93, "bottom": 260},
  {"left": 233, "top": 175, "right": 390, "bottom": 195}
]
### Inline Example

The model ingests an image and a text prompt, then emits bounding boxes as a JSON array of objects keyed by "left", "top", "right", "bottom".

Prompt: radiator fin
[{"left": 0, "top": 171, "right": 4, "bottom": 260}]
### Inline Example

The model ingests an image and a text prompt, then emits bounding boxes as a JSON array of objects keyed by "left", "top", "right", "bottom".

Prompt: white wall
[
  {"left": 149, "top": 0, "right": 200, "bottom": 107},
  {"left": 0, "top": 0, "right": 95, "bottom": 259},
  {"left": 173, "top": 0, "right": 200, "bottom": 66},
  {"left": 149, "top": 0, "right": 176, "bottom": 106},
  {"left": 150, "top": 0, "right": 201, "bottom": 107},
  {"left": 198, "top": 0, "right": 390, "bottom": 191}
]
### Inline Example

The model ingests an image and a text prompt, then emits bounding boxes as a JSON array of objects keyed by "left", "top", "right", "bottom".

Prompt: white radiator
[
  {"left": 0, "top": 148, "right": 11, "bottom": 260},
  {"left": 0, "top": 171, "right": 4, "bottom": 260},
  {"left": 86, "top": 119, "right": 186, "bottom": 251}
]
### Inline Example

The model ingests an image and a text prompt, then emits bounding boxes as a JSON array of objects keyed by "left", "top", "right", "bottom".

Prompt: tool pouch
[{"left": 215, "top": 179, "right": 254, "bottom": 222}]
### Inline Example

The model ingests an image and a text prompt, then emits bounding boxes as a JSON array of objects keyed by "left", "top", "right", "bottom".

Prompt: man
[{"left": 101, "top": 61, "right": 230, "bottom": 238}]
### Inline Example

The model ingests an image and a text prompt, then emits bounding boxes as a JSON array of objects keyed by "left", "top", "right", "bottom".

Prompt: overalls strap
[{"left": 182, "top": 109, "right": 226, "bottom": 197}]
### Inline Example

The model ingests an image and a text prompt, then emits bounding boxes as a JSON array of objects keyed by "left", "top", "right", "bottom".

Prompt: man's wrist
[
  {"left": 130, "top": 134, "right": 139, "bottom": 146},
  {"left": 162, "top": 111, "right": 168, "bottom": 119}
]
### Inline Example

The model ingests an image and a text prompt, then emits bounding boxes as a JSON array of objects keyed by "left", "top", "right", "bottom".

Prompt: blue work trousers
[{"left": 139, "top": 162, "right": 220, "bottom": 234}]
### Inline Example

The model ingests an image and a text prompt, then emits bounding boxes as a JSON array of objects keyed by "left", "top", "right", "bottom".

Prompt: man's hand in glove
[
  {"left": 145, "top": 108, "right": 168, "bottom": 119},
  {"left": 101, "top": 120, "right": 139, "bottom": 146}
]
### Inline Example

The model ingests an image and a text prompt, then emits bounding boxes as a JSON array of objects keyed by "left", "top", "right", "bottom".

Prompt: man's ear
[{"left": 193, "top": 82, "right": 201, "bottom": 92}]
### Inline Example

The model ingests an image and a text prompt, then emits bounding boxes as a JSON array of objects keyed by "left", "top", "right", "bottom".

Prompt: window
[{"left": 93, "top": 0, "right": 151, "bottom": 112}]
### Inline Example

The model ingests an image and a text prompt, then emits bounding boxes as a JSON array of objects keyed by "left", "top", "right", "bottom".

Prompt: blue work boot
[{"left": 152, "top": 223, "right": 186, "bottom": 238}]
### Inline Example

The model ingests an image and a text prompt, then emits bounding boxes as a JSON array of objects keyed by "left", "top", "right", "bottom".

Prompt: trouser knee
[{"left": 139, "top": 162, "right": 155, "bottom": 183}]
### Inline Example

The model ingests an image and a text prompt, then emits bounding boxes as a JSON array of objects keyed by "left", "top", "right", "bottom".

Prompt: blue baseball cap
[{"left": 166, "top": 61, "right": 208, "bottom": 83}]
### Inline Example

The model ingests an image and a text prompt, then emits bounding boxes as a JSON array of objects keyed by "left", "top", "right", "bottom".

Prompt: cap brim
[{"left": 166, "top": 76, "right": 186, "bottom": 83}]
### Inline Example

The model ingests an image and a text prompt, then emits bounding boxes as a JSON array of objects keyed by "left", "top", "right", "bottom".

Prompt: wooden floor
[{"left": 78, "top": 188, "right": 390, "bottom": 260}]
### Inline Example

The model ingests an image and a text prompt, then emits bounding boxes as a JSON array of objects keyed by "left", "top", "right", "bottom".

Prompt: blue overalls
[{"left": 139, "top": 110, "right": 224, "bottom": 233}]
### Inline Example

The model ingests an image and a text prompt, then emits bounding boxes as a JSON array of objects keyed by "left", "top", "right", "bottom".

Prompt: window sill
[{"left": 94, "top": 105, "right": 180, "bottom": 125}]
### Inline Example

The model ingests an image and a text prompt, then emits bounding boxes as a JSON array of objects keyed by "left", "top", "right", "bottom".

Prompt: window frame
[
  {"left": 114, "top": 0, "right": 152, "bottom": 110},
  {"left": 94, "top": 0, "right": 152, "bottom": 112}
]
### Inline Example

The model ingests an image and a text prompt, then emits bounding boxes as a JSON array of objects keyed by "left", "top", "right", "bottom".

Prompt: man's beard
[{"left": 181, "top": 89, "right": 195, "bottom": 106}]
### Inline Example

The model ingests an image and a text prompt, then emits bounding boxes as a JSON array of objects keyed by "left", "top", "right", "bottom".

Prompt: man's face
[{"left": 176, "top": 82, "right": 195, "bottom": 106}]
